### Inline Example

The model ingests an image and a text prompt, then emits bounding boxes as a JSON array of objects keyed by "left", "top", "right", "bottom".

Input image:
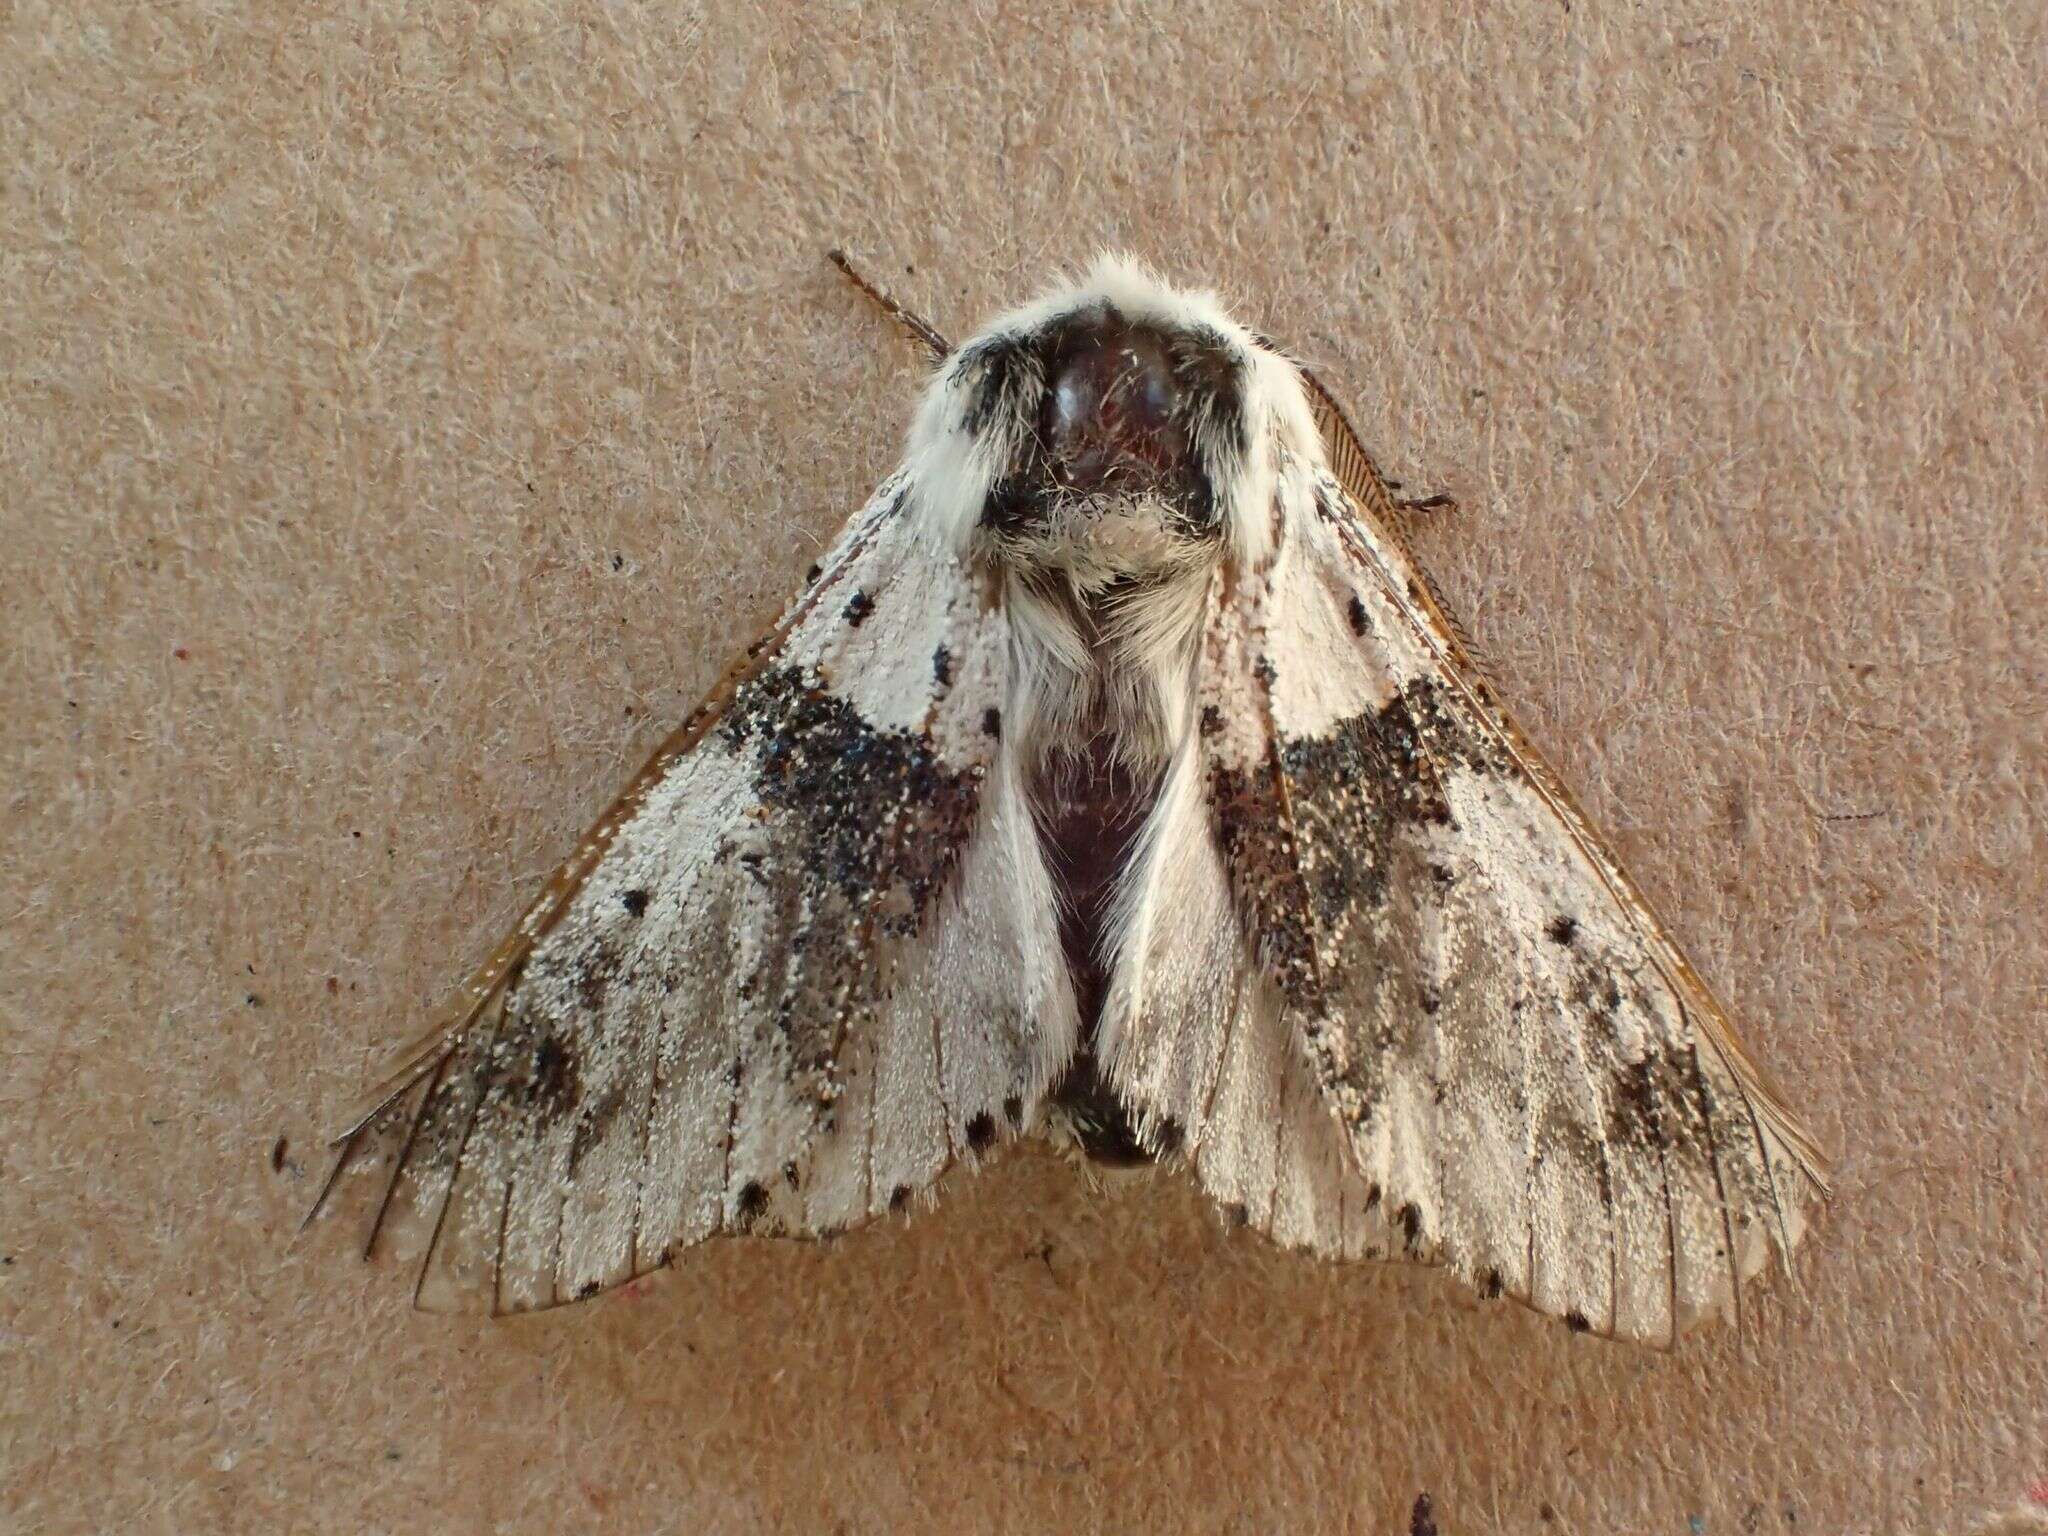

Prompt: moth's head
[{"left": 906, "top": 255, "right": 1322, "bottom": 581}]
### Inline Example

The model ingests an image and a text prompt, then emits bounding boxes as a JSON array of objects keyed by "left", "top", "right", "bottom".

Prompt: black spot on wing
[
  {"left": 1399, "top": 675, "right": 1511, "bottom": 776},
  {"left": 844, "top": 590, "right": 874, "bottom": 627},
  {"left": 1546, "top": 913, "right": 1578, "bottom": 946},
  {"left": 566, "top": 1085, "right": 627, "bottom": 1175},
  {"left": 719, "top": 665, "right": 982, "bottom": 931},
  {"left": 713, "top": 663, "right": 987, "bottom": 1102},
  {"left": 734, "top": 1181, "right": 769, "bottom": 1227},
  {"left": 484, "top": 1017, "right": 584, "bottom": 1129},
  {"left": 965, "top": 1111, "right": 997, "bottom": 1152},
  {"left": 621, "top": 887, "right": 650, "bottom": 917},
  {"left": 1607, "top": 1054, "right": 1695, "bottom": 1153},
  {"left": 1207, "top": 678, "right": 1482, "bottom": 1014}
]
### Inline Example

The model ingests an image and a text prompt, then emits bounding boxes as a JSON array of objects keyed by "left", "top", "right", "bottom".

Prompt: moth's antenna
[{"left": 828, "top": 248, "right": 953, "bottom": 364}]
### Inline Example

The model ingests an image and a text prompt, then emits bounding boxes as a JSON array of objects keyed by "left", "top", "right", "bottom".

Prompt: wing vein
[
  {"left": 410, "top": 1015, "right": 501, "bottom": 1310},
  {"left": 490, "top": 1178, "right": 515, "bottom": 1320},
  {"left": 1686, "top": 1028, "right": 1746, "bottom": 1343},
  {"left": 363, "top": 1051, "right": 458, "bottom": 1261}
]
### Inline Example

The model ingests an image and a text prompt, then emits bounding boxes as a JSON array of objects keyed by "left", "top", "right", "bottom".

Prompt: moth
[{"left": 310, "top": 252, "right": 1829, "bottom": 1343}]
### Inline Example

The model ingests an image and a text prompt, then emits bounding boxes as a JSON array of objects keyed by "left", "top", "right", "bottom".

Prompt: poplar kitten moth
[{"left": 310, "top": 253, "right": 1829, "bottom": 1343}]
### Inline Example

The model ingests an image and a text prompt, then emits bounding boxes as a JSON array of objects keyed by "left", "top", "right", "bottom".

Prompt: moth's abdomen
[{"left": 1030, "top": 734, "right": 1165, "bottom": 1166}]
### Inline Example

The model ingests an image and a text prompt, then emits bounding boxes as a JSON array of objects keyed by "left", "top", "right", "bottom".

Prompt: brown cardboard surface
[{"left": 4, "top": 3, "right": 2042, "bottom": 1531}]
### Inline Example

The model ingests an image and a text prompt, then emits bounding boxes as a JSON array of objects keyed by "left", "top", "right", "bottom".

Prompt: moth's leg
[
  {"left": 827, "top": 249, "right": 953, "bottom": 364},
  {"left": 1388, "top": 488, "right": 1459, "bottom": 517},
  {"left": 1292, "top": 356, "right": 1460, "bottom": 520}
]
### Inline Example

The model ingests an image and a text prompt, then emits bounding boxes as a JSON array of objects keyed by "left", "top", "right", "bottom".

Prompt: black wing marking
[
  {"left": 1107, "top": 461, "right": 1827, "bottom": 1344},
  {"left": 308, "top": 483, "right": 1075, "bottom": 1312}
]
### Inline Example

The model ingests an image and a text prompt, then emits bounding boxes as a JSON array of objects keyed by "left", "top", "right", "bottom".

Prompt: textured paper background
[{"left": 5, "top": 3, "right": 2043, "bottom": 1532}]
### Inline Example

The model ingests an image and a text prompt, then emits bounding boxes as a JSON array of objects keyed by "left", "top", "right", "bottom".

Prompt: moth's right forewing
[
  {"left": 1107, "top": 455, "right": 1828, "bottom": 1344},
  {"left": 1102, "top": 556, "right": 1411, "bottom": 1266},
  {"left": 310, "top": 478, "right": 1075, "bottom": 1313}
]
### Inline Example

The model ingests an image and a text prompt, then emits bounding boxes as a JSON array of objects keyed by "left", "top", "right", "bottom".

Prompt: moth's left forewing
[
  {"left": 1322, "top": 476, "right": 1831, "bottom": 1181},
  {"left": 311, "top": 479, "right": 1076, "bottom": 1313},
  {"left": 1102, "top": 516, "right": 1417, "bottom": 1268},
  {"left": 1317, "top": 470, "right": 1827, "bottom": 1335},
  {"left": 1109, "top": 427, "right": 1828, "bottom": 1343}
]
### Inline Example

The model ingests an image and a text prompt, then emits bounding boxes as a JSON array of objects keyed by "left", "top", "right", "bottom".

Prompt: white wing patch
[{"left": 310, "top": 480, "right": 1075, "bottom": 1312}]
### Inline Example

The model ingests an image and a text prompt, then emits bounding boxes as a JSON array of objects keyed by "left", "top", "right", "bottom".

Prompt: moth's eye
[{"left": 1045, "top": 326, "right": 1186, "bottom": 489}]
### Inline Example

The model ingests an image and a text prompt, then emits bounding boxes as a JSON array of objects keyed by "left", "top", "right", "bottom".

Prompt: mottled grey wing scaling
[
  {"left": 309, "top": 478, "right": 1075, "bottom": 1312},
  {"left": 1105, "top": 464, "right": 1827, "bottom": 1344}
]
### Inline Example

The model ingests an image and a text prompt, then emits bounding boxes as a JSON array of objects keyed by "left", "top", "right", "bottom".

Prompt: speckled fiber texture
[{"left": 4, "top": 3, "right": 2042, "bottom": 1532}]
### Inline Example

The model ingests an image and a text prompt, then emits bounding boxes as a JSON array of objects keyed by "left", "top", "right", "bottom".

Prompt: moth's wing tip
[{"left": 1792, "top": 1132, "right": 1839, "bottom": 1200}]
